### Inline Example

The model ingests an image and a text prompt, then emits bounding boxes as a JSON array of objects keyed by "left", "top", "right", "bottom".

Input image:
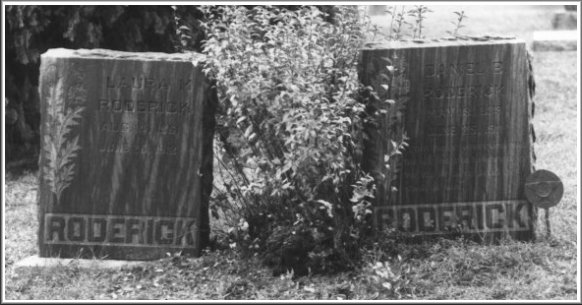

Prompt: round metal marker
[{"left": 525, "top": 169, "right": 564, "bottom": 208}]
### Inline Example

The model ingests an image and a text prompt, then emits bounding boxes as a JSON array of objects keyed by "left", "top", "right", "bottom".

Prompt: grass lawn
[
  {"left": 3, "top": 4, "right": 579, "bottom": 301},
  {"left": 368, "top": 4, "right": 565, "bottom": 44}
]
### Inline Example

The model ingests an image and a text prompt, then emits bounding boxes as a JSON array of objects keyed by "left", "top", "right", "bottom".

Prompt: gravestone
[
  {"left": 38, "top": 48, "right": 215, "bottom": 260},
  {"left": 360, "top": 38, "right": 536, "bottom": 242}
]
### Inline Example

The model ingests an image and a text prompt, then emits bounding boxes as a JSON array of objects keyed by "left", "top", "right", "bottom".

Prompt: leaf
[
  {"left": 244, "top": 125, "right": 253, "bottom": 138},
  {"left": 236, "top": 116, "right": 247, "bottom": 125}
]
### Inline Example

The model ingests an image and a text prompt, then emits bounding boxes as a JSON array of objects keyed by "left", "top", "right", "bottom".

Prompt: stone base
[
  {"left": 552, "top": 12, "right": 577, "bottom": 30},
  {"left": 532, "top": 30, "right": 577, "bottom": 51},
  {"left": 13, "top": 255, "right": 148, "bottom": 270}
]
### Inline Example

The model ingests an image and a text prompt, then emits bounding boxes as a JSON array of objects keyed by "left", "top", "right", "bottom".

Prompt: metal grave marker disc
[{"left": 525, "top": 169, "right": 563, "bottom": 208}]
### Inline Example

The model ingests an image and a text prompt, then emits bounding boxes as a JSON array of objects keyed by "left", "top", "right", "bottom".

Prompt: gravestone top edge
[
  {"left": 41, "top": 48, "right": 205, "bottom": 63},
  {"left": 363, "top": 38, "right": 526, "bottom": 50}
]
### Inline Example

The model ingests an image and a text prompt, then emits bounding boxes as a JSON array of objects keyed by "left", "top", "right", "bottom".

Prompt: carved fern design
[{"left": 43, "top": 65, "right": 85, "bottom": 205}]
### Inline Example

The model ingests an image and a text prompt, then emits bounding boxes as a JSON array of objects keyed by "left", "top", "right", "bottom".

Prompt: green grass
[{"left": 3, "top": 5, "right": 579, "bottom": 301}]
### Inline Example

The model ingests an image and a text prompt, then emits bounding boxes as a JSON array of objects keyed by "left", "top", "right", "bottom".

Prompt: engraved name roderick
[
  {"left": 374, "top": 201, "right": 531, "bottom": 234},
  {"left": 45, "top": 214, "right": 198, "bottom": 247}
]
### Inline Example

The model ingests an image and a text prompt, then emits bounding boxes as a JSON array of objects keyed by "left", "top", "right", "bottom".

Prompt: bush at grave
[{"left": 186, "top": 5, "right": 406, "bottom": 275}]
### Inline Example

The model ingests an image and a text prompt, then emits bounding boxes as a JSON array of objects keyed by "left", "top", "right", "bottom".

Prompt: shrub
[{"left": 181, "top": 5, "right": 407, "bottom": 275}]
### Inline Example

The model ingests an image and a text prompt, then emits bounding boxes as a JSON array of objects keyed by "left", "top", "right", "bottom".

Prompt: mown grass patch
[{"left": 4, "top": 234, "right": 577, "bottom": 300}]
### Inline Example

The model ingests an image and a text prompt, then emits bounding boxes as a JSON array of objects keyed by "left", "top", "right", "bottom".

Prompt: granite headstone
[
  {"left": 360, "top": 38, "right": 537, "bottom": 241},
  {"left": 38, "top": 48, "right": 215, "bottom": 260}
]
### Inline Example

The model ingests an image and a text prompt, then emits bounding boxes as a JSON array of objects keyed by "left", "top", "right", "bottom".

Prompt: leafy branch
[
  {"left": 408, "top": 5, "right": 433, "bottom": 40},
  {"left": 447, "top": 11, "right": 467, "bottom": 37}
]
